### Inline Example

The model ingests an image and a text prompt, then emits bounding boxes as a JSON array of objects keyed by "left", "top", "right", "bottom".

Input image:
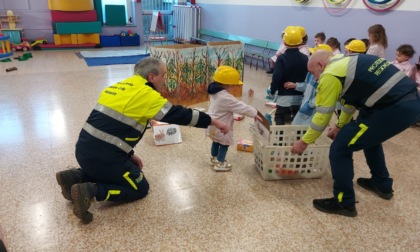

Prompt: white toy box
[{"left": 251, "top": 125, "right": 330, "bottom": 180}]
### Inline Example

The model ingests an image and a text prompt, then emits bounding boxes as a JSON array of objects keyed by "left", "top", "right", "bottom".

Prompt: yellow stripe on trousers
[
  {"left": 123, "top": 171, "right": 138, "bottom": 190},
  {"left": 105, "top": 190, "right": 121, "bottom": 201},
  {"left": 338, "top": 192, "right": 344, "bottom": 203},
  {"left": 348, "top": 123, "right": 368, "bottom": 146}
]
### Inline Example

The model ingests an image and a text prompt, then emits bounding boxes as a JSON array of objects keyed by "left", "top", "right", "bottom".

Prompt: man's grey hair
[{"left": 134, "top": 57, "right": 161, "bottom": 81}]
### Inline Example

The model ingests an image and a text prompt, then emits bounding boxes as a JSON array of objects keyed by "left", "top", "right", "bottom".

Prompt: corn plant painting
[{"left": 150, "top": 42, "right": 244, "bottom": 106}]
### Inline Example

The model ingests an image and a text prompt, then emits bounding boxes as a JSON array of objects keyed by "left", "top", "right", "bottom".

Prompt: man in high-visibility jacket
[
  {"left": 292, "top": 50, "right": 420, "bottom": 217},
  {"left": 56, "top": 57, "right": 229, "bottom": 223}
]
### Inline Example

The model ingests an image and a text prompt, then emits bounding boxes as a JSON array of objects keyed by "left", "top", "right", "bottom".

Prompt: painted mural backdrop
[{"left": 150, "top": 42, "right": 244, "bottom": 106}]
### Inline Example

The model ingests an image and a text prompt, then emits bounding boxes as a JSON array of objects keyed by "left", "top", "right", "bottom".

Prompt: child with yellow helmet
[
  {"left": 268, "top": 26, "right": 309, "bottom": 125},
  {"left": 206, "top": 66, "right": 261, "bottom": 171},
  {"left": 266, "top": 25, "right": 310, "bottom": 74},
  {"left": 345, "top": 39, "right": 367, "bottom": 55}
]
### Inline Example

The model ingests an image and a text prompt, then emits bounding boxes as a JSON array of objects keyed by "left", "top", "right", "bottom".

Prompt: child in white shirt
[
  {"left": 314, "top": 32, "right": 326, "bottom": 47},
  {"left": 392, "top": 44, "right": 415, "bottom": 77},
  {"left": 366, "top": 24, "right": 388, "bottom": 58},
  {"left": 207, "top": 66, "right": 261, "bottom": 171},
  {"left": 326, "top": 37, "right": 341, "bottom": 55}
]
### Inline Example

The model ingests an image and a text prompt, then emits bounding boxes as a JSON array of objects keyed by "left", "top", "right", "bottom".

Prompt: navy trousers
[
  {"left": 329, "top": 94, "right": 420, "bottom": 206},
  {"left": 275, "top": 105, "right": 300, "bottom": 125},
  {"left": 76, "top": 151, "right": 150, "bottom": 202}
]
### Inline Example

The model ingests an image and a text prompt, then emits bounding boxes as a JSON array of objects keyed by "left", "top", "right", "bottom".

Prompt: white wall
[{"left": 196, "top": 0, "right": 420, "bottom": 11}]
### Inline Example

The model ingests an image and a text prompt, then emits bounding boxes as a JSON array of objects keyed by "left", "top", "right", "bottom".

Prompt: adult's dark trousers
[
  {"left": 329, "top": 95, "right": 420, "bottom": 206},
  {"left": 75, "top": 151, "right": 150, "bottom": 202},
  {"left": 275, "top": 105, "right": 300, "bottom": 125}
]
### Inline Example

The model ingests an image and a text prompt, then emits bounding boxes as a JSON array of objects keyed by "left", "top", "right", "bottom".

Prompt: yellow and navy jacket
[
  {"left": 303, "top": 54, "right": 417, "bottom": 144},
  {"left": 76, "top": 75, "right": 212, "bottom": 160}
]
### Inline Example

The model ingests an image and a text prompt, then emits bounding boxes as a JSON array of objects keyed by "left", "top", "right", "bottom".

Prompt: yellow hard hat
[
  {"left": 309, "top": 43, "right": 333, "bottom": 54},
  {"left": 282, "top": 26, "right": 294, "bottom": 32},
  {"left": 283, "top": 27, "right": 303, "bottom": 46},
  {"left": 345, "top": 40, "right": 366, "bottom": 53},
  {"left": 295, "top": 26, "right": 307, "bottom": 37},
  {"left": 281, "top": 26, "right": 293, "bottom": 37},
  {"left": 213, "top": 66, "right": 243, "bottom": 85}
]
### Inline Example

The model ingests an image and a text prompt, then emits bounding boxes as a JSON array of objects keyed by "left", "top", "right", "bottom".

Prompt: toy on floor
[
  {"left": 31, "top": 38, "right": 48, "bottom": 47},
  {"left": 11, "top": 41, "right": 31, "bottom": 51},
  {"left": 14, "top": 52, "right": 32, "bottom": 61},
  {"left": 248, "top": 88, "right": 254, "bottom": 97},
  {"left": 265, "top": 86, "right": 277, "bottom": 108},
  {"left": 265, "top": 86, "right": 278, "bottom": 100},
  {"left": 237, "top": 139, "right": 254, "bottom": 152},
  {"left": 234, "top": 113, "right": 245, "bottom": 121},
  {"left": 6, "top": 66, "right": 17, "bottom": 72}
]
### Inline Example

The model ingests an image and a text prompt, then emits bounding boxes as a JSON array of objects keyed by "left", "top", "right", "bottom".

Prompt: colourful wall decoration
[{"left": 150, "top": 42, "right": 244, "bottom": 106}]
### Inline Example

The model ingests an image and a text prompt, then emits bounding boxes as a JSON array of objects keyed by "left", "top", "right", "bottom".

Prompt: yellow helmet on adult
[
  {"left": 345, "top": 39, "right": 366, "bottom": 53},
  {"left": 283, "top": 26, "right": 303, "bottom": 46},
  {"left": 309, "top": 43, "right": 333, "bottom": 54},
  {"left": 213, "top": 66, "right": 243, "bottom": 85}
]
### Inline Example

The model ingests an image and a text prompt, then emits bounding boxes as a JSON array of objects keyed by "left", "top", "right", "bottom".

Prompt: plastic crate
[
  {"left": 251, "top": 125, "right": 330, "bottom": 180},
  {"left": 120, "top": 34, "right": 140, "bottom": 46},
  {"left": 100, "top": 35, "right": 121, "bottom": 47}
]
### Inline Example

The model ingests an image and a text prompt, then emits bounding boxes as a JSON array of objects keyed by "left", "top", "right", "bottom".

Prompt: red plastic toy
[{"left": 11, "top": 41, "right": 31, "bottom": 51}]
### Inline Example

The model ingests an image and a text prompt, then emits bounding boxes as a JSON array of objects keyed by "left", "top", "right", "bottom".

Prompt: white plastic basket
[{"left": 251, "top": 125, "right": 331, "bottom": 180}]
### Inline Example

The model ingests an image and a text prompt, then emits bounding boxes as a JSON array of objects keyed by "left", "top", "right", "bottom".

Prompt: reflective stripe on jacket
[
  {"left": 302, "top": 54, "right": 417, "bottom": 144},
  {"left": 76, "top": 75, "right": 172, "bottom": 160}
]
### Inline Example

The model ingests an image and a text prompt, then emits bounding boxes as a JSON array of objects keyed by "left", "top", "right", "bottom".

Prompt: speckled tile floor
[{"left": 0, "top": 48, "right": 419, "bottom": 252}]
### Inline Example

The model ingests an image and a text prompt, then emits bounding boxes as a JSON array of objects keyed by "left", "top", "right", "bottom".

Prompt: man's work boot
[
  {"left": 313, "top": 198, "right": 357, "bottom": 217},
  {"left": 357, "top": 178, "right": 394, "bottom": 200},
  {"left": 56, "top": 167, "right": 82, "bottom": 201},
  {"left": 71, "top": 183, "right": 96, "bottom": 224}
]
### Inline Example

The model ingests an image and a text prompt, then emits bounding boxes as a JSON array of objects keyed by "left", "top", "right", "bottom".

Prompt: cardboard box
[
  {"left": 151, "top": 121, "right": 182, "bottom": 146},
  {"left": 254, "top": 110, "right": 271, "bottom": 145},
  {"left": 237, "top": 139, "right": 253, "bottom": 152}
]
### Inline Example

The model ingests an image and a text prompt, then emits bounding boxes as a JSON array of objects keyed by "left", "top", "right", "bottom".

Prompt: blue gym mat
[
  {"left": 78, "top": 50, "right": 150, "bottom": 66},
  {"left": 83, "top": 54, "right": 150, "bottom": 66}
]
